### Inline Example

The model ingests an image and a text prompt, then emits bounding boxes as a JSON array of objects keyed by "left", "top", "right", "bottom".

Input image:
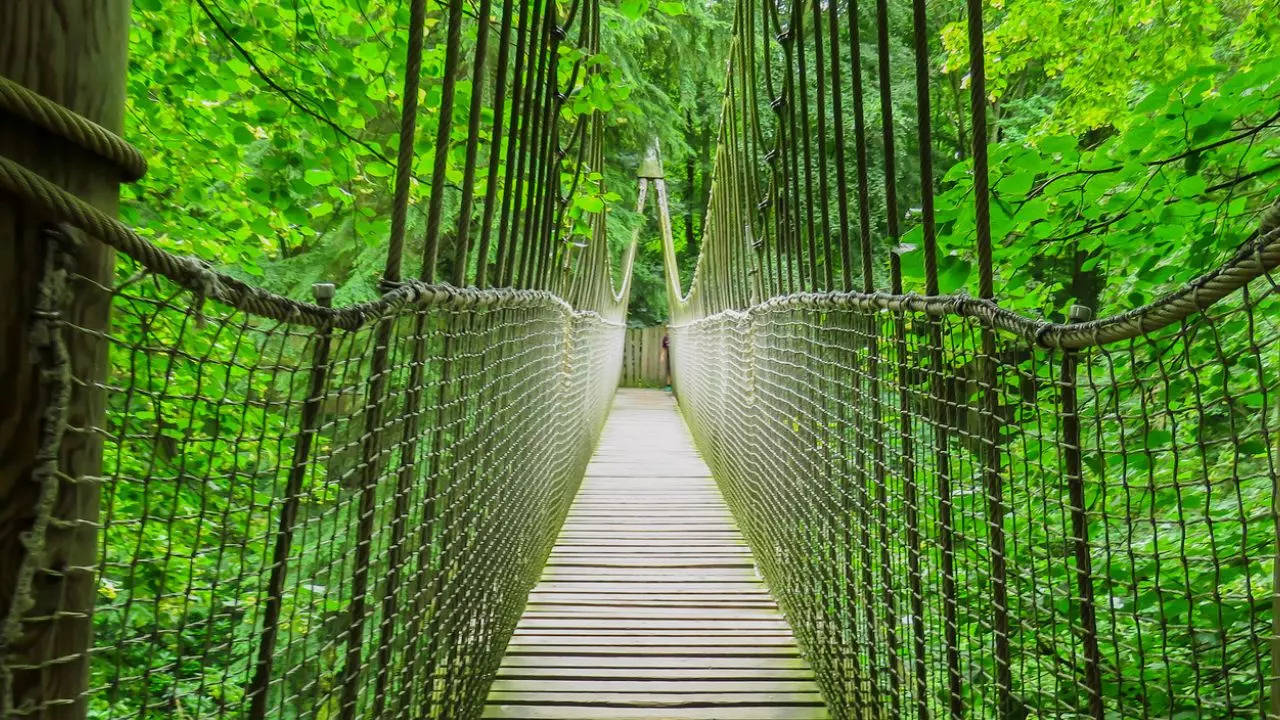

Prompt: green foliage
[
  {"left": 900, "top": 59, "right": 1280, "bottom": 317},
  {"left": 940, "top": 0, "right": 1279, "bottom": 136},
  {"left": 595, "top": 0, "right": 734, "bottom": 321}
]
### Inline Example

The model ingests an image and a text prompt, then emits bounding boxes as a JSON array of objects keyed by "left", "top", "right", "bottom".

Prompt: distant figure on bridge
[{"left": 660, "top": 331, "right": 672, "bottom": 390}]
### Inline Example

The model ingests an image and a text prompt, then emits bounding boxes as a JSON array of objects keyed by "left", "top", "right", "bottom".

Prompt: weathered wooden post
[{"left": 0, "top": 2, "right": 133, "bottom": 718}]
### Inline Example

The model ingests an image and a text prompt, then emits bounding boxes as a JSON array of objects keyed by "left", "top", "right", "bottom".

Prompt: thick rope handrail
[
  {"left": 0, "top": 153, "right": 606, "bottom": 331},
  {"left": 670, "top": 223, "right": 1280, "bottom": 350},
  {"left": 0, "top": 74, "right": 147, "bottom": 182}
]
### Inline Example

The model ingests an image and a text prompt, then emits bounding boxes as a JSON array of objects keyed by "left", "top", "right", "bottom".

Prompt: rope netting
[
  {"left": 1, "top": 0, "right": 635, "bottom": 718},
  {"left": 661, "top": 0, "right": 1280, "bottom": 716},
  {"left": 63, "top": 252, "right": 620, "bottom": 720}
]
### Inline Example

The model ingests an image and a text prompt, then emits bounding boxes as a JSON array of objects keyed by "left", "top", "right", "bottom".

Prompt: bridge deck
[{"left": 484, "top": 389, "right": 828, "bottom": 719}]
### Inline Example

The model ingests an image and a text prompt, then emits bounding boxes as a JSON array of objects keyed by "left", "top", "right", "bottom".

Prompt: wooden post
[{"left": 0, "top": 3, "right": 131, "bottom": 718}]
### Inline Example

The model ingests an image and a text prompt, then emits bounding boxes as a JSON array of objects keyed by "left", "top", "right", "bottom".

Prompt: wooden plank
[
  {"left": 545, "top": 557, "right": 755, "bottom": 564},
  {"left": 486, "top": 389, "right": 827, "bottom": 719},
  {"left": 548, "top": 543, "right": 751, "bottom": 551},
  {"left": 497, "top": 655, "right": 810, "bottom": 669},
  {"left": 491, "top": 680, "right": 821, "bottom": 693},
  {"left": 526, "top": 592, "right": 774, "bottom": 602},
  {"left": 539, "top": 572, "right": 762, "bottom": 582},
  {"left": 483, "top": 705, "right": 829, "bottom": 719},
  {"left": 552, "top": 535, "right": 748, "bottom": 543},
  {"left": 524, "top": 595, "right": 776, "bottom": 603},
  {"left": 522, "top": 608, "right": 786, "bottom": 619},
  {"left": 486, "top": 691, "right": 824, "bottom": 705},
  {"left": 507, "top": 635, "right": 798, "bottom": 646},
  {"left": 502, "top": 645, "right": 801, "bottom": 656},
  {"left": 494, "top": 667, "right": 815, "bottom": 680},
  {"left": 529, "top": 579, "right": 769, "bottom": 589},
  {"left": 512, "top": 625, "right": 798, "bottom": 636},
  {"left": 517, "top": 614, "right": 793, "bottom": 625}
]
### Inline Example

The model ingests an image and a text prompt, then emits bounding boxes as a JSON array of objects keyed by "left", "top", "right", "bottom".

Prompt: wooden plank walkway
[{"left": 485, "top": 389, "right": 828, "bottom": 720}]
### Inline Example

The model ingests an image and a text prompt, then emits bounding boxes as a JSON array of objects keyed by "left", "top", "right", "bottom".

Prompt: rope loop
[
  {"left": 379, "top": 278, "right": 408, "bottom": 294},
  {"left": 0, "top": 74, "right": 147, "bottom": 182}
]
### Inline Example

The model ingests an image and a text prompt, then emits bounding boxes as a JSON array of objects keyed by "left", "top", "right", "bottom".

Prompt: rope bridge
[
  {"left": 660, "top": 0, "right": 1280, "bottom": 715},
  {"left": 2, "top": 0, "right": 1279, "bottom": 718}
]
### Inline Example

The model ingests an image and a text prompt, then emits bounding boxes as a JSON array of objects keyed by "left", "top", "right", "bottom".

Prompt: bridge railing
[
  {"left": 0, "top": 0, "right": 631, "bottom": 717},
  {"left": 672, "top": 263, "right": 1279, "bottom": 718},
  {"left": 0, "top": 224, "right": 624, "bottom": 720}
]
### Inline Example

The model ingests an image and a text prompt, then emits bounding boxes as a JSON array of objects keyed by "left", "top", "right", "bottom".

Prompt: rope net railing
[
  {"left": 0, "top": 0, "right": 635, "bottom": 718},
  {"left": 65, "top": 253, "right": 620, "bottom": 720},
  {"left": 659, "top": 0, "right": 1280, "bottom": 715}
]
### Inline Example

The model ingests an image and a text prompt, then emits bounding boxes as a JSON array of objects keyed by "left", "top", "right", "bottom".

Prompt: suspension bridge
[{"left": 1, "top": 0, "right": 1278, "bottom": 719}]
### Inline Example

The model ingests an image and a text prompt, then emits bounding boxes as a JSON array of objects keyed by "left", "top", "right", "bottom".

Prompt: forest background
[{"left": 125, "top": 0, "right": 1280, "bottom": 326}]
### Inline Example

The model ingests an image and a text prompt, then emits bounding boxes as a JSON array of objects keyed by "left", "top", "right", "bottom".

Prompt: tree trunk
[{"left": 0, "top": 2, "right": 131, "bottom": 718}]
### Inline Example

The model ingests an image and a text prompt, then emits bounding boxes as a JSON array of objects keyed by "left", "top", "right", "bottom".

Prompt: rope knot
[
  {"left": 174, "top": 255, "right": 221, "bottom": 327},
  {"left": 1033, "top": 321, "right": 1057, "bottom": 348}
]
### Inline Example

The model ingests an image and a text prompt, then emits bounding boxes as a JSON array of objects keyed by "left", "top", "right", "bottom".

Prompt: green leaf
[
  {"left": 575, "top": 195, "right": 605, "bottom": 213},
  {"left": 232, "top": 125, "right": 257, "bottom": 145},
  {"left": 896, "top": 243, "right": 924, "bottom": 279},
  {"left": 1190, "top": 113, "right": 1233, "bottom": 143},
  {"left": 1175, "top": 175, "right": 1207, "bottom": 197},
  {"left": 1000, "top": 170, "right": 1035, "bottom": 198},
  {"left": 657, "top": 1, "right": 685, "bottom": 15},
  {"left": 304, "top": 168, "right": 334, "bottom": 186},
  {"left": 938, "top": 256, "right": 971, "bottom": 294},
  {"left": 619, "top": 0, "right": 649, "bottom": 19}
]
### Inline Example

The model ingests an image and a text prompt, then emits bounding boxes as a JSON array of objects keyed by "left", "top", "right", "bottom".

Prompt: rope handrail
[
  {"left": 670, "top": 224, "right": 1280, "bottom": 350},
  {"left": 0, "top": 154, "right": 619, "bottom": 330}
]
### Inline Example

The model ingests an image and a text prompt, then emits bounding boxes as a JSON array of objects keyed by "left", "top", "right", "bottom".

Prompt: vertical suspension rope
[
  {"left": 967, "top": 0, "right": 993, "bottom": 301},
  {"left": 847, "top": 0, "right": 875, "bottom": 293},
  {"left": 383, "top": 0, "right": 428, "bottom": 286},
  {"left": 474, "top": 0, "right": 518, "bottom": 289},
  {"left": 792, "top": 0, "right": 820, "bottom": 290},
  {"left": 452, "top": 0, "right": 497, "bottom": 287},
  {"left": 516, "top": 0, "right": 554, "bottom": 287},
  {"left": 341, "top": 4, "right": 429, "bottom": 716},
  {"left": 422, "top": 0, "right": 468, "bottom": 283},
  {"left": 910, "top": 0, "right": 938, "bottom": 296},
  {"left": 963, "top": 0, "right": 1012, "bottom": 714},
  {"left": 826, "top": 0, "right": 853, "bottom": 292},
  {"left": 495, "top": 0, "right": 534, "bottom": 287}
]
